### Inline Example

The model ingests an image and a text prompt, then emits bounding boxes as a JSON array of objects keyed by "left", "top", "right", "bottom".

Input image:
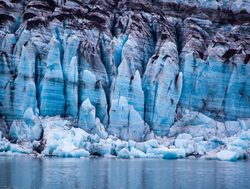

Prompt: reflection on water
[{"left": 0, "top": 156, "right": 250, "bottom": 189}]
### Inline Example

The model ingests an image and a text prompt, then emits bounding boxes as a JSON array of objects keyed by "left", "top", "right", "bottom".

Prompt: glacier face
[{"left": 0, "top": 0, "right": 250, "bottom": 143}]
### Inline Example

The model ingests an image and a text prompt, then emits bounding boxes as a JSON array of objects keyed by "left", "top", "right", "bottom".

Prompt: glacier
[{"left": 0, "top": 0, "right": 250, "bottom": 161}]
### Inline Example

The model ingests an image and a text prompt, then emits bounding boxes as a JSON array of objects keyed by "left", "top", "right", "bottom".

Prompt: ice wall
[{"left": 0, "top": 0, "right": 250, "bottom": 140}]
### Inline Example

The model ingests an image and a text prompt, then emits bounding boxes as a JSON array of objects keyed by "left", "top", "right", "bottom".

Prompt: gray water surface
[{"left": 0, "top": 156, "right": 250, "bottom": 189}]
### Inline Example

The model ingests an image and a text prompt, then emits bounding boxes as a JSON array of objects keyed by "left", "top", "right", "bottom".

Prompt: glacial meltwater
[{"left": 0, "top": 157, "right": 250, "bottom": 189}]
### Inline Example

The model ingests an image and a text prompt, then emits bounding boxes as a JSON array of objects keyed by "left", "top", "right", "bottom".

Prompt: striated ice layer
[
  {"left": 108, "top": 96, "right": 150, "bottom": 142},
  {"left": 63, "top": 35, "right": 79, "bottom": 117},
  {"left": 0, "top": 34, "right": 17, "bottom": 122},
  {"left": 111, "top": 58, "right": 144, "bottom": 118},
  {"left": 143, "top": 41, "right": 182, "bottom": 136},
  {"left": 12, "top": 42, "right": 37, "bottom": 120},
  {"left": 39, "top": 37, "right": 65, "bottom": 116},
  {"left": 0, "top": 49, "right": 12, "bottom": 121},
  {"left": 9, "top": 108, "right": 42, "bottom": 142},
  {"left": 78, "top": 98, "right": 108, "bottom": 138},
  {"left": 180, "top": 53, "right": 250, "bottom": 120},
  {"left": 79, "top": 70, "right": 108, "bottom": 124}
]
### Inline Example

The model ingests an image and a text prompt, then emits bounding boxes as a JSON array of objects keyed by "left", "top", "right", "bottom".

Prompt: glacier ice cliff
[{"left": 0, "top": 0, "right": 250, "bottom": 159}]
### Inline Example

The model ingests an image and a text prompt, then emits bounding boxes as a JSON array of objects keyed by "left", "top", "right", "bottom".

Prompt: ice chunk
[
  {"left": 78, "top": 99, "right": 108, "bottom": 138},
  {"left": 53, "top": 149, "right": 90, "bottom": 158},
  {"left": 163, "top": 149, "right": 186, "bottom": 159},
  {"left": 135, "top": 142, "right": 151, "bottom": 153},
  {"left": 176, "top": 133, "right": 192, "bottom": 140},
  {"left": 128, "top": 106, "right": 149, "bottom": 141},
  {"left": 91, "top": 143, "right": 112, "bottom": 156},
  {"left": 79, "top": 70, "right": 108, "bottom": 124},
  {"left": 230, "top": 139, "right": 248, "bottom": 150},
  {"left": 9, "top": 144, "right": 33, "bottom": 154},
  {"left": 225, "top": 121, "right": 242, "bottom": 136},
  {"left": 147, "top": 147, "right": 185, "bottom": 159},
  {"left": 111, "top": 59, "right": 144, "bottom": 119},
  {"left": 114, "top": 140, "right": 128, "bottom": 155},
  {"left": 239, "top": 130, "right": 250, "bottom": 140},
  {"left": 108, "top": 96, "right": 149, "bottom": 142},
  {"left": 130, "top": 147, "right": 146, "bottom": 158},
  {"left": 216, "top": 150, "right": 240, "bottom": 161},
  {"left": 145, "top": 139, "right": 159, "bottom": 148},
  {"left": 9, "top": 108, "right": 42, "bottom": 141},
  {"left": 88, "top": 134, "right": 100, "bottom": 143},
  {"left": 174, "top": 133, "right": 194, "bottom": 154},
  {"left": 78, "top": 98, "right": 96, "bottom": 132},
  {"left": 94, "top": 118, "right": 108, "bottom": 139},
  {"left": 111, "top": 59, "right": 131, "bottom": 100},
  {"left": 23, "top": 107, "right": 36, "bottom": 125},
  {"left": 0, "top": 140, "right": 9, "bottom": 152},
  {"left": 128, "top": 140, "right": 136, "bottom": 150},
  {"left": 42, "top": 117, "right": 91, "bottom": 157},
  {"left": 196, "top": 141, "right": 210, "bottom": 155},
  {"left": 117, "top": 148, "right": 130, "bottom": 159}
]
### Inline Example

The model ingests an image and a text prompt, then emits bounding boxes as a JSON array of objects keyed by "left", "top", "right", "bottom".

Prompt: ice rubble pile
[{"left": 0, "top": 106, "right": 249, "bottom": 161}]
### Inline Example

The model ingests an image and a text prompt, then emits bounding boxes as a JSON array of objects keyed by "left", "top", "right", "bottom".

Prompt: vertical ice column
[
  {"left": 121, "top": 35, "right": 154, "bottom": 75},
  {"left": 79, "top": 70, "right": 108, "bottom": 124},
  {"left": 12, "top": 42, "right": 37, "bottom": 119},
  {"left": 63, "top": 35, "right": 79, "bottom": 117},
  {"left": 109, "top": 57, "right": 146, "bottom": 140},
  {"left": 130, "top": 70, "right": 145, "bottom": 119},
  {"left": 12, "top": 30, "right": 31, "bottom": 70},
  {"left": 111, "top": 59, "right": 130, "bottom": 101},
  {"left": 111, "top": 59, "right": 144, "bottom": 118},
  {"left": 39, "top": 37, "right": 65, "bottom": 116},
  {"left": 0, "top": 53, "right": 11, "bottom": 119},
  {"left": 0, "top": 34, "right": 16, "bottom": 121},
  {"left": 78, "top": 98, "right": 96, "bottom": 132},
  {"left": 78, "top": 98, "right": 108, "bottom": 138},
  {"left": 9, "top": 107, "right": 42, "bottom": 141},
  {"left": 108, "top": 96, "right": 148, "bottom": 142},
  {"left": 110, "top": 35, "right": 128, "bottom": 68},
  {"left": 143, "top": 41, "right": 182, "bottom": 136},
  {"left": 108, "top": 96, "right": 129, "bottom": 139}
]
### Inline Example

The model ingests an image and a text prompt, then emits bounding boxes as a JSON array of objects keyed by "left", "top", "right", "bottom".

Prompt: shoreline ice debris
[
  {"left": 216, "top": 150, "right": 241, "bottom": 161},
  {"left": 0, "top": 109, "right": 249, "bottom": 161}
]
